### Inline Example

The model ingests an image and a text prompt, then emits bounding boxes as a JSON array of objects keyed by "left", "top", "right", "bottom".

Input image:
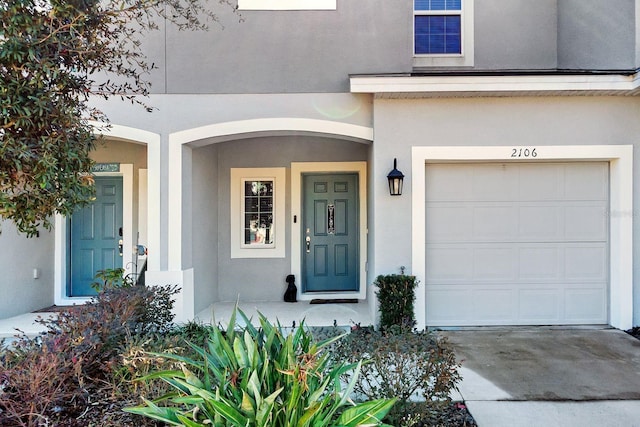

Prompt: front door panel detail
[
  {"left": 70, "top": 177, "right": 123, "bottom": 296},
  {"left": 303, "top": 173, "right": 358, "bottom": 292}
]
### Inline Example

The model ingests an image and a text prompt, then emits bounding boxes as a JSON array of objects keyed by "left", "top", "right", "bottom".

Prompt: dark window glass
[
  {"left": 415, "top": 15, "right": 461, "bottom": 54},
  {"left": 243, "top": 180, "right": 274, "bottom": 245}
]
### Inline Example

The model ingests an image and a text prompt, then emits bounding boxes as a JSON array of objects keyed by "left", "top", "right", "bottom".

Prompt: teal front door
[
  {"left": 69, "top": 177, "right": 123, "bottom": 296},
  {"left": 302, "top": 173, "right": 359, "bottom": 292}
]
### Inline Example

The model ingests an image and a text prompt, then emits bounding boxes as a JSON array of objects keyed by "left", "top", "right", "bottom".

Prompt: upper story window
[
  {"left": 413, "top": 0, "right": 474, "bottom": 68},
  {"left": 238, "top": 0, "right": 336, "bottom": 10}
]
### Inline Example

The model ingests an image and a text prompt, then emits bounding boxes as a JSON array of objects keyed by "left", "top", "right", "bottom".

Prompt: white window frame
[
  {"left": 413, "top": 0, "right": 474, "bottom": 68},
  {"left": 230, "top": 168, "right": 286, "bottom": 258},
  {"left": 238, "top": 0, "right": 336, "bottom": 10}
]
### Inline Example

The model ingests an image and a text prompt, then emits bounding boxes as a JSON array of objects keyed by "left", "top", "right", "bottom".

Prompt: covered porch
[
  {"left": 196, "top": 300, "right": 373, "bottom": 328},
  {"left": 0, "top": 300, "right": 374, "bottom": 342}
]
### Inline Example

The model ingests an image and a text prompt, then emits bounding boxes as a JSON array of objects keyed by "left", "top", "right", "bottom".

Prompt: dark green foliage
[
  {"left": 333, "top": 328, "right": 461, "bottom": 427},
  {"left": 126, "top": 308, "right": 396, "bottom": 426},
  {"left": 374, "top": 274, "right": 418, "bottom": 330},
  {"left": 0, "top": 0, "right": 236, "bottom": 235},
  {"left": 91, "top": 267, "right": 135, "bottom": 291},
  {"left": 0, "top": 283, "right": 178, "bottom": 426},
  {"left": 173, "top": 319, "right": 217, "bottom": 347}
]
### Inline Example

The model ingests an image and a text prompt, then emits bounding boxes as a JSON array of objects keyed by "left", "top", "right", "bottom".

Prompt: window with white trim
[
  {"left": 230, "top": 168, "right": 286, "bottom": 258},
  {"left": 413, "top": 0, "right": 474, "bottom": 67},
  {"left": 242, "top": 180, "right": 274, "bottom": 247},
  {"left": 238, "top": 0, "right": 336, "bottom": 10}
]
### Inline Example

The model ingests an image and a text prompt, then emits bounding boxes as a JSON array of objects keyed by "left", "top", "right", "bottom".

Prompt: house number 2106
[{"left": 511, "top": 148, "right": 537, "bottom": 158}]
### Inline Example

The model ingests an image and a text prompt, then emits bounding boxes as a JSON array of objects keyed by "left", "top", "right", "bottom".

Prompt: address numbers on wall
[{"left": 511, "top": 148, "right": 538, "bottom": 158}]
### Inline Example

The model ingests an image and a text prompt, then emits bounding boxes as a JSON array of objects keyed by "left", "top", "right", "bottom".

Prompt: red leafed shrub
[{"left": 0, "top": 283, "right": 178, "bottom": 426}]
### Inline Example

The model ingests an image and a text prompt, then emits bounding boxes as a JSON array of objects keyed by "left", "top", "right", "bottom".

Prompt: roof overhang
[{"left": 350, "top": 73, "right": 640, "bottom": 98}]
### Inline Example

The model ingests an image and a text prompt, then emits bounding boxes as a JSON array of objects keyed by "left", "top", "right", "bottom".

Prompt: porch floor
[
  {"left": 0, "top": 300, "right": 374, "bottom": 341},
  {"left": 195, "top": 300, "right": 374, "bottom": 329}
]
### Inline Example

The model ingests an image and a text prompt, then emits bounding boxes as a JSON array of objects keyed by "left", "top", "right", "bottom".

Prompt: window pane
[
  {"left": 245, "top": 197, "right": 259, "bottom": 212},
  {"left": 415, "top": 0, "right": 461, "bottom": 11},
  {"left": 415, "top": 0, "right": 431, "bottom": 10},
  {"left": 415, "top": 15, "right": 461, "bottom": 54},
  {"left": 446, "top": 0, "right": 461, "bottom": 10},
  {"left": 243, "top": 180, "right": 275, "bottom": 245}
]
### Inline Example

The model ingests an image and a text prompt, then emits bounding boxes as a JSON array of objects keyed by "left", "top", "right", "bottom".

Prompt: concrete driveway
[{"left": 441, "top": 328, "right": 640, "bottom": 427}]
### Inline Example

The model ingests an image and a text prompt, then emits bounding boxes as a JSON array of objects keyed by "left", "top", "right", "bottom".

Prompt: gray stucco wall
[
  {"left": 558, "top": 0, "right": 637, "bottom": 70},
  {"left": 191, "top": 144, "right": 220, "bottom": 313},
  {"left": 132, "top": 0, "right": 640, "bottom": 95},
  {"left": 474, "top": 0, "right": 558, "bottom": 70},
  {"left": 160, "top": 0, "right": 411, "bottom": 94},
  {"left": 370, "top": 95, "right": 640, "bottom": 325},
  {"left": 190, "top": 135, "right": 369, "bottom": 303},
  {"left": 0, "top": 222, "right": 54, "bottom": 318}
]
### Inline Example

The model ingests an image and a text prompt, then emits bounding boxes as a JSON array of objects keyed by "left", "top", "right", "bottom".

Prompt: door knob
[{"left": 306, "top": 236, "right": 311, "bottom": 253}]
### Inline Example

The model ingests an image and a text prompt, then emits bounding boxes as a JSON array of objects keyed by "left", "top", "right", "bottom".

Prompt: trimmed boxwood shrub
[{"left": 374, "top": 274, "right": 418, "bottom": 330}]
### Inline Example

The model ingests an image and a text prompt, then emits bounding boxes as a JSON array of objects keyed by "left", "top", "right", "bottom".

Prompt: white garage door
[{"left": 425, "top": 162, "right": 609, "bottom": 326}]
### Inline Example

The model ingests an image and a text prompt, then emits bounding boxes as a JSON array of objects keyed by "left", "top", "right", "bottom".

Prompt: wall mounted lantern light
[{"left": 387, "top": 158, "right": 404, "bottom": 196}]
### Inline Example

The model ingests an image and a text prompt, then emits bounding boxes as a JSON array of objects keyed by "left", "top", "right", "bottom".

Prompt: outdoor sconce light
[{"left": 387, "top": 158, "right": 404, "bottom": 196}]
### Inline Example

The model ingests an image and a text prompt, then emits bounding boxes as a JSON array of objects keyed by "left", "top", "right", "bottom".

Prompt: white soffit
[{"left": 350, "top": 73, "right": 640, "bottom": 98}]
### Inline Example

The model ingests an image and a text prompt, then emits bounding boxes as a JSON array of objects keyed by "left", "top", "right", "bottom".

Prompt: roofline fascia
[{"left": 350, "top": 72, "right": 640, "bottom": 95}]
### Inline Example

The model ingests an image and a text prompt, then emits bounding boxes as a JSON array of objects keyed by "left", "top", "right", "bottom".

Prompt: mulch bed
[
  {"left": 626, "top": 327, "right": 640, "bottom": 340},
  {"left": 404, "top": 401, "right": 477, "bottom": 427},
  {"left": 33, "top": 305, "right": 85, "bottom": 313}
]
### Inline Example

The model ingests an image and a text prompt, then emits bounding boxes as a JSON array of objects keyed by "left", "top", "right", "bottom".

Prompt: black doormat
[{"left": 309, "top": 299, "right": 358, "bottom": 304}]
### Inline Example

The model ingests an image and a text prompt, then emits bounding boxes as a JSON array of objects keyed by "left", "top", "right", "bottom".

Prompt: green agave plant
[{"left": 125, "top": 307, "right": 395, "bottom": 427}]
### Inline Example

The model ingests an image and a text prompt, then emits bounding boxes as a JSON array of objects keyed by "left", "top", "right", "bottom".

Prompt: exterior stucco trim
[
  {"left": 170, "top": 118, "right": 374, "bottom": 147},
  {"left": 167, "top": 119, "right": 373, "bottom": 319},
  {"left": 54, "top": 123, "right": 160, "bottom": 306},
  {"left": 411, "top": 145, "right": 633, "bottom": 330},
  {"left": 238, "top": 0, "right": 336, "bottom": 10},
  {"left": 351, "top": 73, "right": 640, "bottom": 95}
]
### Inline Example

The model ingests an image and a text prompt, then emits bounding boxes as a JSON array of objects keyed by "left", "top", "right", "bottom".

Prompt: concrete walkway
[{"left": 443, "top": 328, "right": 640, "bottom": 427}]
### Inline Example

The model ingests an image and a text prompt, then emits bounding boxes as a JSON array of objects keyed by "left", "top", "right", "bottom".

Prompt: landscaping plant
[
  {"left": 333, "top": 327, "right": 461, "bottom": 427},
  {"left": 0, "top": 281, "right": 179, "bottom": 426},
  {"left": 374, "top": 274, "right": 418, "bottom": 330},
  {"left": 126, "top": 307, "right": 396, "bottom": 426}
]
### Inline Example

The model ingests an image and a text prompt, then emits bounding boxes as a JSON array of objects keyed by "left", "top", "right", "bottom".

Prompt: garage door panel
[
  {"left": 474, "top": 288, "right": 515, "bottom": 321},
  {"left": 518, "top": 289, "right": 561, "bottom": 321},
  {"left": 425, "top": 162, "right": 608, "bottom": 326},
  {"left": 425, "top": 165, "right": 473, "bottom": 201},
  {"left": 563, "top": 163, "right": 609, "bottom": 201},
  {"left": 518, "top": 206, "right": 562, "bottom": 240},
  {"left": 564, "top": 287, "right": 607, "bottom": 323},
  {"left": 564, "top": 205, "right": 608, "bottom": 240},
  {"left": 518, "top": 164, "right": 563, "bottom": 200},
  {"left": 426, "top": 286, "right": 516, "bottom": 324},
  {"left": 426, "top": 247, "right": 472, "bottom": 281},
  {"left": 426, "top": 288, "right": 475, "bottom": 323},
  {"left": 470, "top": 165, "right": 519, "bottom": 201},
  {"left": 519, "top": 246, "right": 561, "bottom": 280},
  {"left": 473, "top": 247, "right": 517, "bottom": 280},
  {"left": 426, "top": 206, "right": 473, "bottom": 241},
  {"left": 564, "top": 246, "right": 607, "bottom": 281},
  {"left": 473, "top": 206, "right": 518, "bottom": 240}
]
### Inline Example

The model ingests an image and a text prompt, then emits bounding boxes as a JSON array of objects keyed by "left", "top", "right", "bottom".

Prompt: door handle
[
  {"left": 306, "top": 236, "right": 311, "bottom": 253},
  {"left": 118, "top": 226, "right": 123, "bottom": 256}
]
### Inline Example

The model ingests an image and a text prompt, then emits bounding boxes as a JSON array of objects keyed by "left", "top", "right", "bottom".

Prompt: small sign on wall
[{"left": 91, "top": 163, "right": 120, "bottom": 173}]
